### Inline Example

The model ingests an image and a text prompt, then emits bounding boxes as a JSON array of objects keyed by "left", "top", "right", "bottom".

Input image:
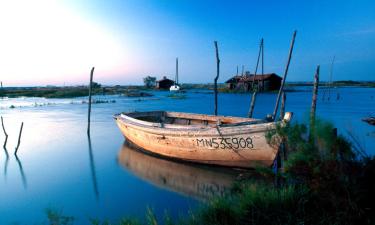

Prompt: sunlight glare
[{"left": 0, "top": 0, "right": 126, "bottom": 85}]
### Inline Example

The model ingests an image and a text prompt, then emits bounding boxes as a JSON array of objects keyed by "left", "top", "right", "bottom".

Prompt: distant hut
[
  {"left": 225, "top": 72, "right": 282, "bottom": 91},
  {"left": 156, "top": 76, "right": 175, "bottom": 89}
]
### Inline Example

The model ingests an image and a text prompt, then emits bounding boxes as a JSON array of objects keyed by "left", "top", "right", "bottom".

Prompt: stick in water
[
  {"left": 280, "top": 92, "right": 286, "bottom": 120},
  {"left": 214, "top": 41, "right": 220, "bottom": 116},
  {"left": 14, "top": 122, "right": 24, "bottom": 155},
  {"left": 87, "top": 67, "right": 95, "bottom": 135},
  {"left": 248, "top": 91, "right": 257, "bottom": 118},
  {"left": 1, "top": 116, "right": 8, "bottom": 148},
  {"left": 272, "top": 30, "right": 297, "bottom": 120},
  {"left": 310, "top": 65, "right": 320, "bottom": 140}
]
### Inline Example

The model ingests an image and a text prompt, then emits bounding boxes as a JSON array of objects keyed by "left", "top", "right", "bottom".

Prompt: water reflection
[
  {"left": 87, "top": 134, "right": 99, "bottom": 200},
  {"left": 3, "top": 146, "right": 9, "bottom": 179},
  {"left": 15, "top": 154, "right": 27, "bottom": 188},
  {"left": 2, "top": 145, "right": 27, "bottom": 188},
  {"left": 117, "top": 142, "right": 240, "bottom": 201}
]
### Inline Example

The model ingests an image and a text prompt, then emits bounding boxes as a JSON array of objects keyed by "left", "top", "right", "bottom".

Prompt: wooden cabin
[
  {"left": 225, "top": 72, "right": 282, "bottom": 91},
  {"left": 156, "top": 76, "right": 175, "bottom": 89}
]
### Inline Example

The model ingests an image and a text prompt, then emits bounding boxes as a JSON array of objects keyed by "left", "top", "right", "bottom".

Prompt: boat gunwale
[{"left": 114, "top": 111, "right": 292, "bottom": 137}]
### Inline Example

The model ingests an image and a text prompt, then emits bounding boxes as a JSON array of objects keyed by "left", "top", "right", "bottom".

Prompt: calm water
[{"left": 0, "top": 87, "right": 374, "bottom": 224}]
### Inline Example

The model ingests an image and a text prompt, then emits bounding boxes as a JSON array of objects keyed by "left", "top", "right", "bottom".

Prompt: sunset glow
[
  {"left": 0, "top": 0, "right": 374, "bottom": 86},
  {"left": 0, "top": 0, "right": 126, "bottom": 86}
]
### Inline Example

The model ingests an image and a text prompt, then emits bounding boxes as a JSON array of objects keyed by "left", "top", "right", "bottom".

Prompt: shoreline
[{"left": 0, "top": 81, "right": 374, "bottom": 98}]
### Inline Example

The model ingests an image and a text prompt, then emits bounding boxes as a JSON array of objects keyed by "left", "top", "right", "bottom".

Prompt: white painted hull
[
  {"left": 169, "top": 85, "right": 180, "bottom": 91},
  {"left": 114, "top": 111, "right": 292, "bottom": 168}
]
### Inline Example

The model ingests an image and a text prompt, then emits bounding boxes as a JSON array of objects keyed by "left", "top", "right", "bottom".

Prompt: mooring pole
[
  {"left": 14, "top": 122, "right": 24, "bottom": 155},
  {"left": 1, "top": 116, "right": 8, "bottom": 149},
  {"left": 272, "top": 30, "right": 297, "bottom": 121},
  {"left": 310, "top": 65, "right": 320, "bottom": 140},
  {"left": 214, "top": 41, "right": 220, "bottom": 116},
  {"left": 261, "top": 40, "right": 265, "bottom": 91},
  {"left": 280, "top": 92, "right": 286, "bottom": 120},
  {"left": 87, "top": 67, "right": 95, "bottom": 135},
  {"left": 261, "top": 39, "right": 264, "bottom": 75},
  {"left": 175, "top": 57, "right": 179, "bottom": 85},
  {"left": 248, "top": 91, "right": 257, "bottom": 118}
]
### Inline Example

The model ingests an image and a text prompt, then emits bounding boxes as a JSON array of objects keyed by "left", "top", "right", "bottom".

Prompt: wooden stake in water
[
  {"left": 175, "top": 57, "right": 179, "bottom": 85},
  {"left": 1, "top": 116, "right": 8, "bottom": 149},
  {"left": 248, "top": 91, "right": 257, "bottom": 118},
  {"left": 14, "top": 122, "right": 24, "bottom": 155},
  {"left": 214, "top": 41, "right": 220, "bottom": 116},
  {"left": 280, "top": 92, "right": 286, "bottom": 120},
  {"left": 272, "top": 30, "right": 297, "bottom": 121},
  {"left": 310, "top": 65, "right": 320, "bottom": 139},
  {"left": 87, "top": 67, "right": 95, "bottom": 135}
]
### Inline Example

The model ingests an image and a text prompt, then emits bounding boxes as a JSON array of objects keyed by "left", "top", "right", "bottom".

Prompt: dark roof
[
  {"left": 225, "top": 73, "right": 281, "bottom": 83},
  {"left": 157, "top": 76, "right": 174, "bottom": 83}
]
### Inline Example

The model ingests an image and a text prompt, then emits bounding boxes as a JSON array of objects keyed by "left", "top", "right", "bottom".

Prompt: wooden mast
[
  {"left": 251, "top": 38, "right": 263, "bottom": 90},
  {"left": 248, "top": 38, "right": 263, "bottom": 118}
]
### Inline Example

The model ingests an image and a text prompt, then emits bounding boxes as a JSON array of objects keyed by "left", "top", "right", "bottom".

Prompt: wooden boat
[
  {"left": 118, "top": 143, "right": 238, "bottom": 201},
  {"left": 114, "top": 111, "right": 292, "bottom": 168}
]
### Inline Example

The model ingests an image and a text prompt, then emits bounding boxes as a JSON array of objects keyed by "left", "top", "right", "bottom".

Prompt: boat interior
[{"left": 123, "top": 111, "right": 264, "bottom": 126}]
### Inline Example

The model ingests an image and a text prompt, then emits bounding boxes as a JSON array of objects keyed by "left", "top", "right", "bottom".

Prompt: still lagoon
[{"left": 0, "top": 87, "right": 374, "bottom": 224}]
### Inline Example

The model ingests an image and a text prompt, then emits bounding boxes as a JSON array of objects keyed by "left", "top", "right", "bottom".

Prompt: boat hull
[{"left": 115, "top": 111, "right": 291, "bottom": 168}]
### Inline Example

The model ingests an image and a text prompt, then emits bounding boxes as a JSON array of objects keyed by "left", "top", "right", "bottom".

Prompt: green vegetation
[
  {"left": 143, "top": 76, "right": 157, "bottom": 88},
  {"left": 0, "top": 85, "right": 154, "bottom": 98},
  {"left": 167, "top": 93, "right": 187, "bottom": 99},
  {"left": 0, "top": 87, "right": 99, "bottom": 98},
  {"left": 38, "top": 119, "right": 374, "bottom": 225}
]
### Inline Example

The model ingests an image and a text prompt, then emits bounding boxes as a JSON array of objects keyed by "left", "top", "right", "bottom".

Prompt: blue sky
[{"left": 0, "top": 0, "right": 374, "bottom": 85}]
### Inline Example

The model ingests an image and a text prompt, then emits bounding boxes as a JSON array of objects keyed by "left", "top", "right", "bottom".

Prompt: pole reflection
[{"left": 87, "top": 134, "right": 99, "bottom": 200}]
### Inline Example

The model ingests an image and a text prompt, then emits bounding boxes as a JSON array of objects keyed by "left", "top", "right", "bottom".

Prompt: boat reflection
[{"left": 118, "top": 142, "right": 241, "bottom": 201}]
